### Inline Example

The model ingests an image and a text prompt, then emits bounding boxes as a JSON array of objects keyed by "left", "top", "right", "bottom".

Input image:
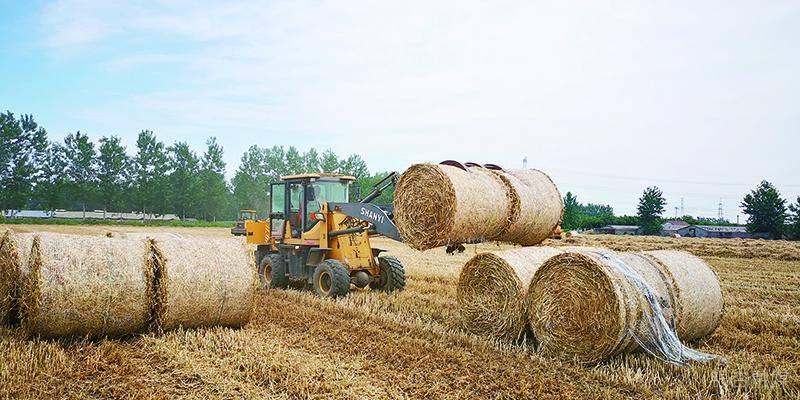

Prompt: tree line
[
  {"left": 0, "top": 111, "right": 393, "bottom": 221},
  {"left": 561, "top": 182, "right": 800, "bottom": 240}
]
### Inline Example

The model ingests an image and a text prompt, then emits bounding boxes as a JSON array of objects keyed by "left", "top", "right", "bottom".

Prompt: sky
[{"left": 1, "top": 0, "right": 798, "bottom": 218}]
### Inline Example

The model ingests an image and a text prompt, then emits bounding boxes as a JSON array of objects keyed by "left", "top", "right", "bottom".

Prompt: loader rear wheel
[
  {"left": 312, "top": 260, "right": 350, "bottom": 298},
  {"left": 260, "top": 254, "right": 289, "bottom": 290},
  {"left": 371, "top": 256, "right": 406, "bottom": 293}
]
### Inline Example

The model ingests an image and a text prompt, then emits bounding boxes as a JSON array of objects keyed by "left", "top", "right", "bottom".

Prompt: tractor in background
[{"left": 231, "top": 210, "right": 259, "bottom": 236}]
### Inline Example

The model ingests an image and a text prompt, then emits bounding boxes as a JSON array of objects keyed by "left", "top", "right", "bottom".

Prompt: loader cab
[{"left": 270, "top": 173, "right": 355, "bottom": 240}]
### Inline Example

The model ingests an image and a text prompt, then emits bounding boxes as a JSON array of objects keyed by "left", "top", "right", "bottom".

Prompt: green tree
[
  {"left": 63, "top": 131, "right": 98, "bottom": 212},
  {"left": 303, "top": 148, "right": 320, "bottom": 172},
  {"left": 33, "top": 142, "right": 69, "bottom": 210},
  {"left": 97, "top": 136, "right": 129, "bottom": 212},
  {"left": 196, "top": 137, "right": 230, "bottom": 221},
  {"left": 233, "top": 145, "right": 270, "bottom": 215},
  {"left": 264, "top": 146, "right": 288, "bottom": 179},
  {"left": 0, "top": 112, "right": 48, "bottom": 210},
  {"left": 561, "top": 192, "right": 580, "bottom": 230},
  {"left": 132, "top": 130, "right": 169, "bottom": 216},
  {"left": 788, "top": 197, "right": 800, "bottom": 240},
  {"left": 167, "top": 142, "right": 199, "bottom": 219},
  {"left": 637, "top": 186, "right": 666, "bottom": 235},
  {"left": 741, "top": 181, "right": 787, "bottom": 239},
  {"left": 340, "top": 154, "right": 368, "bottom": 179},
  {"left": 284, "top": 146, "right": 304, "bottom": 174},
  {"left": 353, "top": 171, "right": 395, "bottom": 204},
  {"left": 320, "top": 149, "right": 339, "bottom": 173}
]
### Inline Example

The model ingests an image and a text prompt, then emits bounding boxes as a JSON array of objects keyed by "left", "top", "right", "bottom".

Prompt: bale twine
[
  {"left": 151, "top": 237, "right": 257, "bottom": 332},
  {"left": 497, "top": 169, "right": 563, "bottom": 246},
  {"left": 639, "top": 250, "right": 723, "bottom": 340},
  {"left": 19, "top": 233, "right": 154, "bottom": 338},
  {"left": 527, "top": 248, "right": 722, "bottom": 364},
  {"left": 394, "top": 163, "right": 511, "bottom": 250},
  {"left": 0, "top": 231, "right": 35, "bottom": 325},
  {"left": 457, "top": 247, "right": 565, "bottom": 342}
]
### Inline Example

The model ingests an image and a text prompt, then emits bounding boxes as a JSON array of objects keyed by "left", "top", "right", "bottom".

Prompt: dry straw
[
  {"left": 497, "top": 169, "right": 563, "bottom": 246},
  {"left": 457, "top": 247, "right": 565, "bottom": 341},
  {"left": 151, "top": 237, "right": 257, "bottom": 332},
  {"left": 394, "top": 164, "right": 511, "bottom": 250},
  {"left": 0, "top": 231, "right": 35, "bottom": 325},
  {"left": 527, "top": 248, "right": 723, "bottom": 364},
  {"left": 19, "top": 232, "right": 154, "bottom": 338},
  {"left": 639, "top": 250, "right": 724, "bottom": 339},
  {"left": 394, "top": 164, "right": 563, "bottom": 250}
]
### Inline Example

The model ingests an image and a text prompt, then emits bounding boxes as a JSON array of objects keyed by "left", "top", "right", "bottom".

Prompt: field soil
[{"left": 1, "top": 225, "right": 798, "bottom": 399}]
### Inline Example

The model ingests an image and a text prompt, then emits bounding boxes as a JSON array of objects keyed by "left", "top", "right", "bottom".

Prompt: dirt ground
[{"left": 1, "top": 225, "right": 798, "bottom": 399}]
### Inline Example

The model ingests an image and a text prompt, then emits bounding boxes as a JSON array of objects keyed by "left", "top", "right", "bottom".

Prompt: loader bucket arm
[{"left": 328, "top": 202, "right": 402, "bottom": 242}]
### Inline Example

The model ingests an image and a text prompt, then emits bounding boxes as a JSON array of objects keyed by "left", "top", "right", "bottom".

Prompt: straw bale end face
[
  {"left": 1, "top": 231, "right": 35, "bottom": 326},
  {"left": 458, "top": 253, "right": 529, "bottom": 342},
  {"left": 394, "top": 164, "right": 459, "bottom": 250},
  {"left": 528, "top": 251, "right": 627, "bottom": 364}
]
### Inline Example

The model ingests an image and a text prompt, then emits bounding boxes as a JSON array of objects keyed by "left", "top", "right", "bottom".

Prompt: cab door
[{"left": 270, "top": 183, "right": 286, "bottom": 239}]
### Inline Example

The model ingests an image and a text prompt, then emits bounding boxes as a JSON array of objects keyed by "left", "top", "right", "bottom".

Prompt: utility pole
[
  {"left": 522, "top": 156, "right": 528, "bottom": 169},
  {"left": 680, "top": 197, "right": 684, "bottom": 216},
  {"left": 674, "top": 206, "right": 679, "bottom": 218},
  {"left": 718, "top": 198, "right": 724, "bottom": 220}
]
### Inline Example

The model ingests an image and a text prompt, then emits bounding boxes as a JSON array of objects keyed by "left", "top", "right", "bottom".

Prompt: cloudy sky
[{"left": 1, "top": 1, "right": 798, "bottom": 218}]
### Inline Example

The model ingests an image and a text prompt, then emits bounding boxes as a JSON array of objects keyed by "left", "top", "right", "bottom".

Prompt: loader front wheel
[
  {"left": 371, "top": 256, "right": 406, "bottom": 293},
  {"left": 260, "top": 254, "right": 289, "bottom": 290},
  {"left": 312, "top": 260, "right": 350, "bottom": 298}
]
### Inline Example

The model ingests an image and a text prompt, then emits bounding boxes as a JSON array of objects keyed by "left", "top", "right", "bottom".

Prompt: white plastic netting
[{"left": 599, "top": 252, "right": 724, "bottom": 366}]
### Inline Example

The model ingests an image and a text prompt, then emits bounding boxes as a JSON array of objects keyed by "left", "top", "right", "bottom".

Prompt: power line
[{"left": 544, "top": 167, "right": 800, "bottom": 188}]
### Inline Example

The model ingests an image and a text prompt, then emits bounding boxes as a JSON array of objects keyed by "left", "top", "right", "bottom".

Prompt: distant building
[
  {"left": 2, "top": 209, "right": 179, "bottom": 221},
  {"left": 661, "top": 220, "right": 690, "bottom": 236},
  {"left": 676, "top": 225, "right": 762, "bottom": 239},
  {"left": 595, "top": 225, "right": 640, "bottom": 235},
  {"left": 2, "top": 210, "right": 52, "bottom": 219}
]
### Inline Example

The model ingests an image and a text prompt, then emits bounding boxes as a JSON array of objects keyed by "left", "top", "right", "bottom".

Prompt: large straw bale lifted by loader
[{"left": 393, "top": 161, "right": 563, "bottom": 250}]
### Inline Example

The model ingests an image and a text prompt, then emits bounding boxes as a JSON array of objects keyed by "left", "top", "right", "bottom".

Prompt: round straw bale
[
  {"left": 0, "top": 231, "right": 35, "bottom": 325},
  {"left": 151, "top": 237, "right": 256, "bottom": 332},
  {"left": 19, "top": 232, "right": 154, "bottom": 338},
  {"left": 639, "top": 250, "right": 723, "bottom": 340},
  {"left": 457, "top": 247, "right": 565, "bottom": 341},
  {"left": 394, "top": 163, "right": 511, "bottom": 250},
  {"left": 527, "top": 248, "right": 674, "bottom": 364},
  {"left": 497, "top": 169, "right": 563, "bottom": 246}
]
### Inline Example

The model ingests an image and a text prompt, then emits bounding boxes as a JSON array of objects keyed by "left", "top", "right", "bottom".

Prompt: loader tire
[
  {"left": 312, "top": 259, "right": 351, "bottom": 298},
  {"left": 260, "top": 254, "right": 289, "bottom": 290},
  {"left": 371, "top": 256, "right": 406, "bottom": 293}
]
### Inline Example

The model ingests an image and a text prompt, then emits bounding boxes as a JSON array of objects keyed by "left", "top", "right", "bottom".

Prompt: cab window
[{"left": 287, "top": 183, "right": 303, "bottom": 237}]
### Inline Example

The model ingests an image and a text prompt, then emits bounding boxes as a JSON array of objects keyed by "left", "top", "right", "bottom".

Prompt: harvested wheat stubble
[
  {"left": 0, "top": 231, "right": 35, "bottom": 325},
  {"left": 639, "top": 250, "right": 724, "bottom": 340},
  {"left": 19, "top": 232, "right": 154, "bottom": 338},
  {"left": 394, "top": 163, "right": 511, "bottom": 250},
  {"left": 527, "top": 248, "right": 723, "bottom": 364},
  {"left": 151, "top": 237, "right": 256, "bottom": 332},
  {"left": 497, "top": 169, "right": 563, "bottom": 246},
  {"left": 457, "top": 246, "right": 565, "bottom": 341}
]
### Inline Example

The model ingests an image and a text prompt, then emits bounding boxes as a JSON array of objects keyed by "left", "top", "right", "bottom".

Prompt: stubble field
[{"left": 1, "top": 224, "right": 798, "bottom": 399}]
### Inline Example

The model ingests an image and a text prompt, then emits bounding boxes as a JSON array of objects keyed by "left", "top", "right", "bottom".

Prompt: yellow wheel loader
[{"left": 245, "top": 172, "right": 404, "bottom": 298}]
